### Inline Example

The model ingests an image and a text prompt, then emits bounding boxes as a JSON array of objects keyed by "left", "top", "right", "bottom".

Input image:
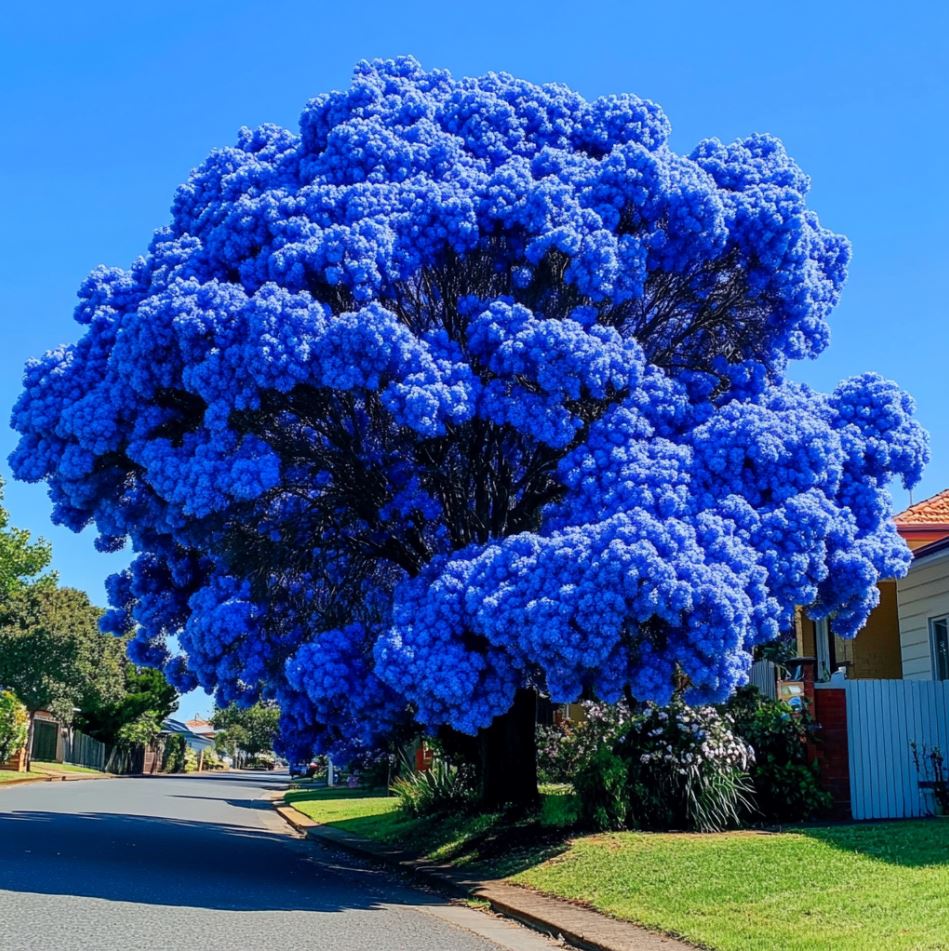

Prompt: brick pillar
[
  {"left": 780, "top": 657, "right": 851, "bottom": 819},
  {"left": 812, "top": 687, "right": 851, "bottom": 819}
]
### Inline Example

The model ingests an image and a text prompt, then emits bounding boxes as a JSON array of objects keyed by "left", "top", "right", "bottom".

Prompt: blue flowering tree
[{"left": 11, "top": 58, "right": 927, "bottom": 805}]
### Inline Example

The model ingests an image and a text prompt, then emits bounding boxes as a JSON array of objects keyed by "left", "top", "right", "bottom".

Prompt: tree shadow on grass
[
  {"left": 794, "top": 817, "right": 949, "bottom": 868},
  {"left": 309, "top": 790, "right": 576, "bottom": 882}
]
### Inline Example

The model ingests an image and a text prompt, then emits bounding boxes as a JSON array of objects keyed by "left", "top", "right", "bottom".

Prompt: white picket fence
[{"left": 844, "top": 679, "right": 949, "bottom": 820}]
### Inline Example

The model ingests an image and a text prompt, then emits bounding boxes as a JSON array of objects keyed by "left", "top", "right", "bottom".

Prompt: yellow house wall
[{"left": 795, "top": 581, "right": 902, "bottom": 680}]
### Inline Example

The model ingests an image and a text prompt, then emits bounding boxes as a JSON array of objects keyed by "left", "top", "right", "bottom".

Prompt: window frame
[{"left": 929, "top": 615, "right": 949, "bottom": 681}]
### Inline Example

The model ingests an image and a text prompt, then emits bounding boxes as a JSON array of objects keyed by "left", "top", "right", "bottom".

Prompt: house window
[{"left": 931, "top": 617, "right": 949, "bottom": 681}]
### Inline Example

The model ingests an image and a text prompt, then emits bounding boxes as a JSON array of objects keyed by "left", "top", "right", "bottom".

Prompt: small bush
[
  {"left": 348, "top": 748, "right": 392, "bottom": 787},
  {"left": 391, "top": 755, "right": 474, "bottom": 817},
  {"left": 537, "top": 701, "right": 631, "bottom": 784},
  {"left": 725, "top": 686, "right": 831, "bottom": 822},
  {"left": 162, "top": 734, "right": 187, "bottom": 773},
  {"left": 0, "top": 690, "right": 28, "bottom": 763},
  {"left": 183, "top": 747, "right": 198, "bottom": 773}
]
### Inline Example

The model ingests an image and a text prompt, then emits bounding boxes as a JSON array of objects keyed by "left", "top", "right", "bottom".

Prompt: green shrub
[
  {"left": 348, "top": 749, "right": 391, "bottom": 787},
  {"left": 184, "top": 747, "right": 198, "bottom": 772},
  {"left": 573, "top": 744, "right": 628, "bottom": 830},
  {"left": 537, "top": 701, "right": 631, "bottom": 784},
  {"left": 390, "top": 755, "right": 474, "bottom": 817},
  {"left": 0, "top": 690, "right": 28, "bottom": 762},
  {"left": 724, "top": 686, "right": 831, "bottom": 822},
  {"left": 162, "top": 734, "right": 187, "bottom": 773},
  {"left": 576, "top": 700, "right": 754, "bottom": 832}
]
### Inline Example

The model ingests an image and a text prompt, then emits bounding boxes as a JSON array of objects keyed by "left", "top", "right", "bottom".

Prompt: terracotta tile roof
[{"left": 893, "top": 489, "right": 949, "bottom": 526}]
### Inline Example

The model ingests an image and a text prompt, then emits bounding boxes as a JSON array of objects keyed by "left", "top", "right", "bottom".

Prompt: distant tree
[
  {"left": 78, "top": 664, "right": 178, "bottom": 746},
  {"left": 0, "top": 582, "right": 124, "bottom": 767},
  {"left": 0, "top": 477, "right": 49, "bottom": 600},
  {"left": 114, "top": 709, "right": 164, "bottom": 748},
  {"left": 213, "top": 703, "right": 279, "bottom": 764}
]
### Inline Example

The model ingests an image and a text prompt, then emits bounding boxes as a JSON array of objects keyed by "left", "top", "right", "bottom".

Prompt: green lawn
[
  {"left": 31, "top": 761, "right": 105, "bottom": 776},
  {"left": 286, "top": 786, "right": 949, "bottom": 951},
  {"left": 285, "top": 785, "right": 575, "bottom": 864},
  {"left": 0, "top": 770, "right": 34, "bottom": 783},
  {"left": 513, "top": 823, "right": 949, "bottom": 951}
]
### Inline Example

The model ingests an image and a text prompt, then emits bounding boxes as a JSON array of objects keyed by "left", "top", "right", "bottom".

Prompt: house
[
  {"left": 161, "top": 717, "right": 216, "bottom": 759},
  {"left": 897, "top": 534, "right": 949, "bottom": 681},
  {"left": 796, "top": 489, "right": 949, "bottom": 682},
  {"left": 184, "top": 717, "right": 216, "bottom": 741}
]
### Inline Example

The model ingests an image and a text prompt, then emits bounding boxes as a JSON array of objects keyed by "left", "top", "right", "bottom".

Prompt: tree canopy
[
  {"left": 212, "top": 702, "right": 279, "bottom": 760},
  {"left": 0, "top": 582, "right": 125, "bottom": 722},
  {"left": 0, "top": 477, "right": 50, "bottom": 600},
  {"left": 78, "top": 663, "right": 178, "bottom": 746},
  {"left": 10, "top": 59, "right": 927, "bottom": 792}
]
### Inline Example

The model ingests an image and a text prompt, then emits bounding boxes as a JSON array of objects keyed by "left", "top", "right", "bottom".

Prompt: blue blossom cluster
[{"left": 10, "top": 58, "right": 927, "bottom": 757}]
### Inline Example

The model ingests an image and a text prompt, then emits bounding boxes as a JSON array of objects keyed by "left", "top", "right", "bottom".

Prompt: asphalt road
[{"left": 0, "top": 770, "right": 558, "bottom": 951}]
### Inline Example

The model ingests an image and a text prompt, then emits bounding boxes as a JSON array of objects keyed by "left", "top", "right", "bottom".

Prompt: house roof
[
  {"left": 161, "top": 717, "right": 215, "bottom": 748},
  {"left": 893, "top": 489, "right": 949, "bottom": 528},
  {"left": 185, "top": 718, "right": 215, "bottom": 736}
]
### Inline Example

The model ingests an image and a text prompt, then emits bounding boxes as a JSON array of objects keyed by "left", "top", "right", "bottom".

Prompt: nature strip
[{"left": 273, "top": 800, "right": 694, "bottom": 951}]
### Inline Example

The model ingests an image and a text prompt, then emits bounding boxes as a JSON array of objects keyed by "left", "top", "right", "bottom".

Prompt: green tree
[
  {"left": 0, "top": 582, "right": 124, "bottom": 768},
  {"left": 0, "top": 689, "right": 28, "bottom": 763},
  {"left": 78, "top": 664, "right": 178, "bottom": 746},
  {"left": 213, "top": 703, "right": 279, "bottom": 765},
  {"left": 0, "top": 477, "right": 50, "bottom": 600}
]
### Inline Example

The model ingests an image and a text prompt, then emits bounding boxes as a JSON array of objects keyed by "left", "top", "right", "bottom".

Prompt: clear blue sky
[{"left": 1, "top": 1, "right": 946, "bottom": 718}]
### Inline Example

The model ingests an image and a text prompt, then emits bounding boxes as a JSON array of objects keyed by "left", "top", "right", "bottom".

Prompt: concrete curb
[{"left": 274, "top": 801, "right": 693, "bottom": 951}]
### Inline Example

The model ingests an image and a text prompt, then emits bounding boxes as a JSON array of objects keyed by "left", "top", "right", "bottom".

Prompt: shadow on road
[{"left": 0, "top": 805, "right": 426, "bottom": 913}]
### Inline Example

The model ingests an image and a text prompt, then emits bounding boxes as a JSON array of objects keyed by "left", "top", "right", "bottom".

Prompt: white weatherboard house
[{"left": 898, "top": 535, "right": 949, "bottom": 681}]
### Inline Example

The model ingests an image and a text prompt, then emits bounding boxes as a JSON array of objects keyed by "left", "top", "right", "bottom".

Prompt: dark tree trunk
[{"left": 477, "top": 688, "right": 539, "bottom": 811}]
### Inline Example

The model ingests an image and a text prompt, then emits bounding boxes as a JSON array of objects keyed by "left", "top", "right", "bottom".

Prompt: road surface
[{"left": 0, "top": 770, "right": 558, "bottom": 951}]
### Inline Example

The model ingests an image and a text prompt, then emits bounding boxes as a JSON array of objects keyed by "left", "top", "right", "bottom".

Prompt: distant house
[
  {"left": 161, "top": 718, "right": 215, "bottom": 757},
  {"left": 184, "top": 717, "right": 216, "bottom": 741},
  {"left": 795, "top": 489, "right": 949, "bottom": 681}
]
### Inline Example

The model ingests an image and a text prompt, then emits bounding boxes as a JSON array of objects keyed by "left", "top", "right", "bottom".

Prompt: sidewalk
[{"left": 274, "top": 798, "right": 694, "bottom": 951}]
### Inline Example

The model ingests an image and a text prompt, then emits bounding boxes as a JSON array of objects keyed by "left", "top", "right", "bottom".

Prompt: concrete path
[{"left": 0, "top": 770, "right": 559, "bottom": 951}]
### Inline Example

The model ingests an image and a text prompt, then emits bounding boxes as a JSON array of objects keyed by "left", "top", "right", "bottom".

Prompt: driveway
[{"left": 0, "top": 770, "right": 557, "bottom": 951}]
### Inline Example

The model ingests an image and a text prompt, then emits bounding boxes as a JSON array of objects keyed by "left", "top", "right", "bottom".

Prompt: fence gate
[
  {"left": 30, "top": 720, "right": 59, "bottom": 762},
  {"left": 845, "top": 679, "right": 949, "bottom": 820}
]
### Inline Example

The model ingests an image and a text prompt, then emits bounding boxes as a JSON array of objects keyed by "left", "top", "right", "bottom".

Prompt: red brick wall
[{"left": 813, "top": 687, "right": 851, "bottom": 818}]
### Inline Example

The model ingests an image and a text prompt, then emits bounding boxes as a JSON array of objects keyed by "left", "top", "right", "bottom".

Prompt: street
[{"left": 0, "top": 771, "right": 557, "bottom": 951}]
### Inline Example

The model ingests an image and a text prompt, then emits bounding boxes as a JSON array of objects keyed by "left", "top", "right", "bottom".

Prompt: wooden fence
[
  {"left": 842, "top": 679, "right": 949, "bottom": 820},
  {"left": 64, "top": 730, "right": 106, "bottom": 772}
]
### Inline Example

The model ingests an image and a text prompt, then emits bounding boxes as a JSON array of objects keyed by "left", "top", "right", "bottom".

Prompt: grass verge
[
  {"left": 285, "top": 786, "right": 949, "bottom": 951},
  {"left": 31, "top": 760, "right": 105, "bottom": 776}
]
